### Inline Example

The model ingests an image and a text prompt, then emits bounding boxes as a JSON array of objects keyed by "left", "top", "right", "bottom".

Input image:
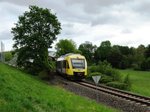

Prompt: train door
[
  {"left": 66, "top": 60, "right": 70, "bottom": 74},
  {"left": 62, "top": 60, "right": 66, "bottom": 74}
]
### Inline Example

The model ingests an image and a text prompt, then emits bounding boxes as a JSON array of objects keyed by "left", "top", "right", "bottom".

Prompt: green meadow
[
  {"left": 119, "top": 69, "right": 150, "bottom": 97},
  {"left": 0, "top": 63, "right": 120, "bottom": 112}
]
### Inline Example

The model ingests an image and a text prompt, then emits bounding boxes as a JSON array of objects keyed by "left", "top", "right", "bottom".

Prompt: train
[{"left": 56, "top": 53, "right": 87, "bottom": 79}]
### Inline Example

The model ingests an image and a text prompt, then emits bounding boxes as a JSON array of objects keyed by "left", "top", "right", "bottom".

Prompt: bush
[
  {"left": 106, "top": 81, "right": 128, "bottom": 90},
  {"left": 38, "top": 70, "right": 50, "bottom": 80},
  {"left": 4, "top": 51, "right": 13, "bottom": 62},
  {"left": 86, "top": 72, "right": 102, "bottom": 81},
  {"left": 87, "top": 72, "right": 113, "bottom": 83},
  {"left": 100, "top": 75, "right": 113, "bottom": 83},
  {"left": 140, "top": 58, "right": 150, "bottom": 71},
  {"left": 132, "top": 63, "right": 141, "bottom": 70},
  {"left": 49, "top": 61, "right": 56, "bottom": 72},
  {"left": 123, "top": 74, "right": 131, "bottom": 90},
  {"left": 88, "top": 61, "right": 121, "bottom": 82},
  {"left": 89, "top": 72, "right": 102, "bottom": 76}
]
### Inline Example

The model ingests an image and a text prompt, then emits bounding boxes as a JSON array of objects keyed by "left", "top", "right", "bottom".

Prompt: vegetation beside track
[
  {"left": 0, "top": 63, "right": 120, "bottom": 112},
  {"left": 119, "top": 69, "right": 150, "bottom": 97}
]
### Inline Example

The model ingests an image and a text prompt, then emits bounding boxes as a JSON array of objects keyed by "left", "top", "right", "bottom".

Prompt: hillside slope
[{"left": 0, "top": 63, "right": 119, "bottom": 112}]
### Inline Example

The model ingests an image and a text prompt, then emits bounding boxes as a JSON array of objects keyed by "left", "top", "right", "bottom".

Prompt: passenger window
[
  {"left": 63, "top": 60, "right": 66, "bottom": 68},
  {"left": 66, "top": 61, "right": 69, "bottom": 69}
]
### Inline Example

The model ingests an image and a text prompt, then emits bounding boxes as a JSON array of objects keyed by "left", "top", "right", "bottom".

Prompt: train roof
[{"left": 57, "top": 53, "right": 84, "bottom": 61}]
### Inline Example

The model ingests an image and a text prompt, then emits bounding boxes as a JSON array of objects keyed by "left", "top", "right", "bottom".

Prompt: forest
[{"left": 56, "top": 39, "right": 150, "bottom": 71}]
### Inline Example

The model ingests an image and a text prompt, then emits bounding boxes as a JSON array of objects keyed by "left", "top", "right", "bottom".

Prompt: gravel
[{"left": 52, "top": 75, "right": 149, "bottom": 112}]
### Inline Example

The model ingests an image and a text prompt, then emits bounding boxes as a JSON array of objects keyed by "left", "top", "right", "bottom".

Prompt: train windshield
[{"left": 71, "top": 59, "right": 85, "bottom": 69}]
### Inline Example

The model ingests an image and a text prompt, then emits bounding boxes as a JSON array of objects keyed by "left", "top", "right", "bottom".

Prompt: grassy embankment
[
  {"left": 0, "top": 63, "right": 120, "bottom": 112},
  {"left": 119, "top": 69, "right": 150, "bottom": 97}
]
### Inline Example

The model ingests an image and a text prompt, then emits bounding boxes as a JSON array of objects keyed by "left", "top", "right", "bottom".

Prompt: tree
[
  {"left": 78, "top": 41, "right": 97, "bottom": 64},
  {"left": 132, "top": 45, "right": 145, "bottom": 70},
  {"left": 107, "top": 45, "right": 123, "bottom": 68},
  {"left": 94, "top": 40, "right": 111, "bottom": 63},
  {"left": 55, "top": 39, "right": 79, "bottom": 56},
  {"left": 145, "top": 44, "right": 150, "bottom": 58},
  {"left": 11, "top": 6, "right": 61, "bottom": 74}
]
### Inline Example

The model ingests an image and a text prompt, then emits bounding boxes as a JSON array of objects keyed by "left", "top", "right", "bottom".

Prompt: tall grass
[
  {"left": 119, "top": 69, "right": 150, "bottom": 97},
  {"left": 0, "top": 63, "right": 119, "bottom": 112}
]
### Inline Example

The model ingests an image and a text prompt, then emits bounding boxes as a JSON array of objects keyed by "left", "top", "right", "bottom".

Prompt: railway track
[{"left": 78, "top": 80, "right": 150, "bottom": 107}]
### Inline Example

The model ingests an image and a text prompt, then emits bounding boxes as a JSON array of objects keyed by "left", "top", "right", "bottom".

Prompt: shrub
[
  {"left": 106, "top": 81, "right": 128, "bottom": 90},
  {"left": 49, "top": 61, "right": 56, "bottom": 72},
  {"left": 88, "top": 65, "right": 99, "bottom": 73},
  {"left": 132, "top": 63, "right": 141, "bottom": 70},
  {"left": 123, "top": 74, "right": 131, "bottom": 90},
  {"left": 88, "top": 61, "right": 121, "bottom": 82},
  {"left": 89, "top": 72, "right": 102, "bottom": 76},
  {"left": 140, "top": 58, "right": 150, "bottom": 71},
  {"left": 100, "top": 75, "right": 113, "bottom": 83},
  {"left": 4, "top": 51, "right": 13, "bottom": 62},
  {"left": 38, "top": 70, "right": 50, "bottom": 80},
  {"left": 87, "top": 72, "right": 113, "bottom": 83},
  {"left": 86, "top": 72, "right": 102, "bottom": 80}
]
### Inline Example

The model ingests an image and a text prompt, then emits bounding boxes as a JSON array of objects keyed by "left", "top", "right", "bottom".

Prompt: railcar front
[{"left": 56, "top": 53, "right": 87, "bottom": 79}]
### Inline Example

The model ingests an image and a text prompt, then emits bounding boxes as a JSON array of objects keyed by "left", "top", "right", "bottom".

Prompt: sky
[{"left": 0, "top": 0, "right": 150, "bottom": 51}]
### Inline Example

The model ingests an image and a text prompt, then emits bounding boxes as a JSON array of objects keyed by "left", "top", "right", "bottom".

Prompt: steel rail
[{"left": 78, "top": 81, "right": 150, "bottom": 106}]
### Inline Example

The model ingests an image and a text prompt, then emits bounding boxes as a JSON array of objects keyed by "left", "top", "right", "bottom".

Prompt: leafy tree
[
  {"left": 11, "top": 6, "right": 61, "bottom": 74},
  {"left": 55, "top": 39, "right": 79, "bottom": 56},
  {"left": 117, "top": 45, "right": 130, "bottom": 55},
  {"left": 107, "top": 45, "right": 123, "bottom": 68},
  {"left": 145, "top": 44, "right": 150, "bottom": 58},
  {"left": 114, "top": 45, "right": 133, "bottom": 69},
  {"left": 140, "top": 58, "right": 150, "bottom": 71},
  {"left": 132, "top": 45, "right": 145, "bottom": 70},
  {"left": 78, "top": 41, "right": 97, "bottom": 64},
  {"left": 94, "top": 40, "right": 111, "bottom": 63}
]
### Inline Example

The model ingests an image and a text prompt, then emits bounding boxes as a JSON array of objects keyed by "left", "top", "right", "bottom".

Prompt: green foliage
[
  {"left": 92, "top": 40, "right": 149, "bottom": 71},
  {"left": 100, "top": 75, "right": 113, "bottom": 83},
  {"left": 123, "top": 74, "right": 131, "bottom": 90},
  {"left": 90, "top": 72, "right": 102, "bottom": 76},
  {"left": 119, "top": 69, "right": 150, "bottom": 96},
  {"left": 4, "top": 51, "right": 13, "bottom": 62},
  {"left": 11, "top": 5, "right": 61, "bottom": 74},
  {"left": 38, "top": 69, "right": 50, "bottom": 80},
  {"left": 78, "top": 41, "right": 97, "bottom": 64},
  {"left": 88, "top": 72, "right": 113, "bottom": 83},
  {"left": 89, "top": 61, "right": 121, "bottom": 81},
  {"left": 0, "top": 63, "right": 119, "bottom": 112},
  {"left": 140, "top": 58, "right": 150, "bottom": 71},
  {"left": 107, "top": 46, "right": 123, "bottom": 68},
  {"left": 145, "top": 44, "right": 150, "bottom": 58},
  {"left": 88, "top": 61, "right": 121, "bottom": 84},
  {"left": 55, "top": 39, "right": 79, "bottom": 56},
  {"left": 94, "top": 40, "right": 111, "bottom": 62},
  {"left": 106, "top": 82, "right": 128, "bottom": 90},
  {"left": 49, "top": 60, "right": 56, "bottom": 72}
]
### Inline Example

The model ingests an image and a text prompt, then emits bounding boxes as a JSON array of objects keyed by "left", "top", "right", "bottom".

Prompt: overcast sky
[{"left": 0, "top": 0, "right": 150, "bottom": 51}]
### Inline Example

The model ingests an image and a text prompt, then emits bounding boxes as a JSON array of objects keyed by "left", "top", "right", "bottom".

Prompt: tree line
[{"left": 56, "top": 39, "right": 150, "bottom": 71}]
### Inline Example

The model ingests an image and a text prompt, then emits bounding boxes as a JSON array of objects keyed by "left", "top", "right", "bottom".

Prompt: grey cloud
[
  {"left": 62, "top": 23, "right": 74, "bottom": 28},
  {"left": 92, "top": 34, "right": 114, "bottom": 42},
  {"left": 64, "top": 0, "right": 131, "bottom": 14},
  {"left": 121, "top": 29, "right": 132, "bottom": 34},
  {"left": 1, "top": 0, "right": 134, "bottom": 26},
  {"left": 0, "top": 31, "right": 12, "bottom": 40},
  {"left": 132, "top": 0, "right": 150, "bottom": 16},
  {"left": 64, "top": 0, "right": 128, "bottom": 7}
]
